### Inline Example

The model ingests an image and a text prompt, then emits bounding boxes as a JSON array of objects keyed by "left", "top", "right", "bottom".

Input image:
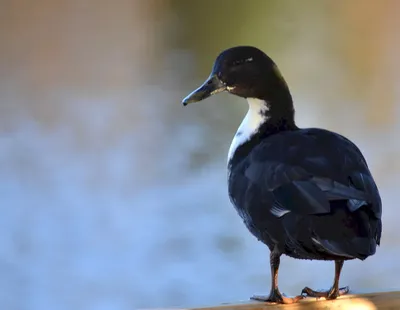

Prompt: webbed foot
[
  {"left": 301, "top": 285, "right": 349, "bottom": 299},
  {"left": 251, "top": 289, "right": 303, "bottom": 304}
]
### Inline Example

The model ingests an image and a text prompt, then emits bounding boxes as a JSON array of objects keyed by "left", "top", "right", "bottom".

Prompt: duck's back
[{"left": 228, "top": 128, "right": 382, "bottom": 261}]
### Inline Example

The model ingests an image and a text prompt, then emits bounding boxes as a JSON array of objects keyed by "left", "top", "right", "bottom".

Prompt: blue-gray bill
[{"left": 182, "top": 74, "right": 226, "bottom": 106}]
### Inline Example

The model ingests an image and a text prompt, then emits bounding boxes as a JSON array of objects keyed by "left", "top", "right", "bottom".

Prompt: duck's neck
[{"left": 227, "top": 97, "right": 297, "bottom": 166}]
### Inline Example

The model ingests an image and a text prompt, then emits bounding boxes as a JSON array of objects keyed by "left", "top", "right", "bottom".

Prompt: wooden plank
[{"left": 146, "top": 291, "right": 400, "bottom": 310}]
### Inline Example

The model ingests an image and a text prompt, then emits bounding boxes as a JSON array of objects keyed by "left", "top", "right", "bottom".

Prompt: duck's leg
[
  {"left": 251, "top": 246, "right": 303, "bottom": 304},
  {"left": 301, "top": 260, "right": 349, "bottom": 299}
]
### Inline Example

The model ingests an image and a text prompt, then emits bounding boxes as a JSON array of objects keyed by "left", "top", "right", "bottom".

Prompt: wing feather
[{"left": 242, "top": 128, "right": 381, "bottom": 219}]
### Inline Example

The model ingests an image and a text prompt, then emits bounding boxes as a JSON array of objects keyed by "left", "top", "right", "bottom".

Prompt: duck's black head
[{"left": 182, "top": 46, "right": 292, "bottom": 106}]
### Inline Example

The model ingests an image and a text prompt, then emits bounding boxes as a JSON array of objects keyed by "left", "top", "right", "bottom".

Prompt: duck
[{"left": 181, "top": 46, "right": 382, "bottom": 304}]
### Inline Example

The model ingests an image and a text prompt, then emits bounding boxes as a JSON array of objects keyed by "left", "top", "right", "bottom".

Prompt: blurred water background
[{"left": 1, "top": 1, "right": 400, "bottom": 309}]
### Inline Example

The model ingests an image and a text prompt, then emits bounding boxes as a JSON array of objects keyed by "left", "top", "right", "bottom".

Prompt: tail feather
[
  {"left": 309, "top": 201, "right": 380, "bottom": 260},
  {"left": 281, "top": 200, "right": 381, "bottom": 260},
  {"left": 312, "top": 236, "right": 376, "bottom": 260}
]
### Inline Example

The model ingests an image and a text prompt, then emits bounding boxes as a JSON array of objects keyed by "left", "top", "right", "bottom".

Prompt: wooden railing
[{"left": 149, "top": 291, "right": 400, "bottom": 310}]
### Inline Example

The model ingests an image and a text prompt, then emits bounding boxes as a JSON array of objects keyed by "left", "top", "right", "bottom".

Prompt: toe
[
  {"left": 327, "top": 286, "right": 350, "bottom": 300},
  {"left": 251, "top": 293, "right": 303, "bottom": 304},
  {"left": 301, "top": 287, "right": 327, "bottom": 298},
  {"left": 250, "top": 295, "right": 270, "bottom": 302},
  {"left": 339, "top": 286, "right": 350, "bottom": 295},
  {"left": 301, "top": 287, "right": 314, "bottom": 296}
]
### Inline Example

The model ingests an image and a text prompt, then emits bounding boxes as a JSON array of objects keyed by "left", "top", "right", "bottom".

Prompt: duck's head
[{"left": 182, "top": 46, "right": 289, "bottom": 106}]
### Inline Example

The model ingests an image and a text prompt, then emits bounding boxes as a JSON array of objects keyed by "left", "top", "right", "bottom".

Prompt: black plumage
[
  {"left": 229, "top": 128, "right": 381, "bottom": 260},
  {"left": 182, "top": 46, "right": 382, "bottom": 304}
]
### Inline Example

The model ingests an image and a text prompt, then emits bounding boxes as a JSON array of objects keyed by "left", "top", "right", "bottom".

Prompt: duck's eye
[{"left": 232, "top": 57, "right": 254, "bottom": 66}]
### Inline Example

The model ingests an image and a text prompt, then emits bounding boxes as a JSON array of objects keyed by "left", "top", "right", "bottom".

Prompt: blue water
[{"left": 1, "top": 92, "right": 399, "bottom": 310}]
